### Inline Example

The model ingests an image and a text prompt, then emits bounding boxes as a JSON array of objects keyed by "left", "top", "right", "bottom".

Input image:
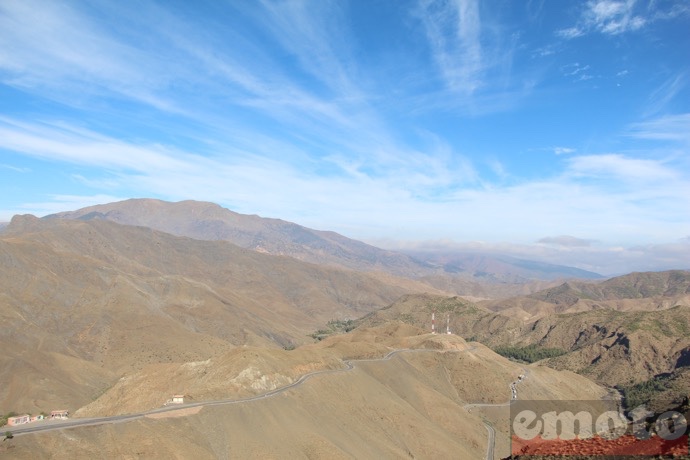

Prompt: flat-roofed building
[{"left": 7, "top": 414, "right": 30, "bottom": 426}]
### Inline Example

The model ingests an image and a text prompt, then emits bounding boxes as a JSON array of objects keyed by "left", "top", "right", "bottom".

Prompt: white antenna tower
[
  {"left": 446, "top": 313, "right": 451, "bottom": 335},
  {"left": 431, "top": 311, "right": 436, "bottom": 334}
]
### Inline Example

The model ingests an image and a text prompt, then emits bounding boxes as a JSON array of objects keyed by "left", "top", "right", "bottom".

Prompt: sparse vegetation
[
  {"left": 0, "top": 412, "right": 17, "bottom": 428},
  {"left": 619, "top": 374, "right": 675, "bottom": 410},
  {"left": 396, "top": 313, "right": 415, "bottom": 324},
  {"left": 493, "top": 344, "right": 567, "bottom": 363},
  {"left": 4, "top": 431, "right": 12, "bottom": 441},
  {"left": 427, "top": 297, "right": 474, "bottom": 314},
  {"left": 309, "top": 319, "right": 356, "bottom": 341}
]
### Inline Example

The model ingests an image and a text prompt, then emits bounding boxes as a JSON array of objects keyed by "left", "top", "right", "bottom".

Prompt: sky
[{"left": 0, "top": 0, "right": 689, "bottom": 275}]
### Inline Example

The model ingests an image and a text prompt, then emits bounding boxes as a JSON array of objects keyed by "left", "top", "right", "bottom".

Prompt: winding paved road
[
  {"left": 6, "top": 345, "right": 525, "bottom": 460},
  {"left": 463, "top": 367, "right": 529, "bottom": 460},
  {"left": 484, "top": 421, "right": 496, "bottom": 460}
]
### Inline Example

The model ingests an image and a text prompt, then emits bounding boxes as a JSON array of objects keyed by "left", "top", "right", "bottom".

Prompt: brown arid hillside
[
  {"left": 0, "top": 215, "right": 441, "bottom": 416},
  {"left": 362, "top": 294, "right": 690, "bottom": 390},
  {"left": 2, "top": 324, "right": 606, "bottom": 460},
  {"left": 480, "top": 270, "right": 690, "bottom": 320},
  {"left": 47, "top": 198, "right": 436, "bottom": 277}
]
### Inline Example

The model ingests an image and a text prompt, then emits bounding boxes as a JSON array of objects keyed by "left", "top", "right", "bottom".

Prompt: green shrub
[{"left": 493, "top": 344, "right": 567, "bottom": 363}]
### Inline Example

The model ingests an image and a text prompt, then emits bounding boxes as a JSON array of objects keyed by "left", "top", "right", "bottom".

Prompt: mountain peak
[{"left": 43, "top": 198, "right": 433, "bottom": 277}]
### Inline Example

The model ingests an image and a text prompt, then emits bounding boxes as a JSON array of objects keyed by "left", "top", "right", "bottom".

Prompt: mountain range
[
  {"left": 46, "top": 199, "right": 604, "bottom": 289},
  {"left": 2, "top": 197, "right": 687, "bottom": 458}
]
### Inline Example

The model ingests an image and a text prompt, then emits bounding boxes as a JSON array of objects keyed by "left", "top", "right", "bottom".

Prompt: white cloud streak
[
  {"left": 627, "top": 113, "right": 690, "bottom": 143},
  {"left": 417, "top": 0, "right": 484, "bottom": 94},
  {"left": 556, "top": 0, "right": 684, "bottom": 38},
  {"left": 553, "top": 147, "right": 576, "bottom": 155},
  {"left": 565, "top": 153, "right": 679, "bottom": 183}
]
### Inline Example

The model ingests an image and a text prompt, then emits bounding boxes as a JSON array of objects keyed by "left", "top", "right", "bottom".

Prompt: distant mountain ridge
[
  {"left": 479, "top": 270, "right": 690, "bottom": 319},
  {"left": 403, "top": 250, "right": 603, "bottom": 282},
  {"left": 46, "top": 199, "right": 435, "bottom": 277},
  {"left": 46, "top": 199, "right": 604, "bottom": 290},
  {"left": 530, "top": 270, "right": 690, "bottom": 301}
]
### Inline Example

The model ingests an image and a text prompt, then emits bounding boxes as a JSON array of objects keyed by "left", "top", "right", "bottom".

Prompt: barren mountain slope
[
  {"left": 0, "top": 216, "right": 439, "bottom": 415},
  {"left": 4, "top": 326, "right": 606, "bottom": 460},
  {"left": 47, "top": 198, "right": 435, "bottom": 277},
  {"left": 480, "top": 270, "right": 690, "bottom": 319}
]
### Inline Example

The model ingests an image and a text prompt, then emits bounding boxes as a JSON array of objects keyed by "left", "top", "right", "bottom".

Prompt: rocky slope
[{"left": 362, "top": 293, "right": 690, "bottom": 388}]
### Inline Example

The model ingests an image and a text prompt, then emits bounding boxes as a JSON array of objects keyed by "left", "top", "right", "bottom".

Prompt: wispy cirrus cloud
[
  {"left": 553, "top": 147, "right": 576, "bottom": 155},
  {"left": 0, "top": 163, "right": 30, "bottom": 173},
  {"left": 565, "top": 153, "right": 679, "bottom": 183},
  {"left": 627, "top": 113, "right": 690, "bottom": 143},
  {"left": 556, "top": 0, "right": 686, "bottom": 38},
  {"left": 643, "top": 73, "right": 688, "bottom": 117},
  {"left": 416, "top": 0, "right": 485, "bottom": 94},
  {"left": 411, "top": 0, "right": 538, "bottom": 115},
  {"left": 0, "top": 117, "right": 193, "bottom": 173},
  {"left": 557, "top": 0, "right": 644, "bottom": 38},
  {"left": 0, "top": 0, "right": 180, "bottom": 111},
  {"left": 251, "top": 0, "right": 360, "bottom": 97}
]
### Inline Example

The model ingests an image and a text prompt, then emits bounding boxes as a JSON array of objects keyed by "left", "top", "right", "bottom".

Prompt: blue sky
[{"left": 1, "top": 0, "right": 689, "bottom": 274}]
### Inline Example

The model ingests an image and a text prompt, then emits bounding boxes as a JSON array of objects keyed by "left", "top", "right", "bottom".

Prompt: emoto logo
[{"left": 510, "top": 400, "right": 688, "bottom": 457}]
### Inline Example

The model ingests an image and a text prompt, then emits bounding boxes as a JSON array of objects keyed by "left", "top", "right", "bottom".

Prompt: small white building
[{"left": 171, "top": 395, "right": 185, "bottom": 404}]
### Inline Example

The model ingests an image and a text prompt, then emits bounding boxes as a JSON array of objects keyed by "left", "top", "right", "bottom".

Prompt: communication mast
[
  {"left": 431, "top": 311, "right": 436, "bottom": 334},
  {"left": 446, "top": 313, "right": 451, "bottom": 335}
]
